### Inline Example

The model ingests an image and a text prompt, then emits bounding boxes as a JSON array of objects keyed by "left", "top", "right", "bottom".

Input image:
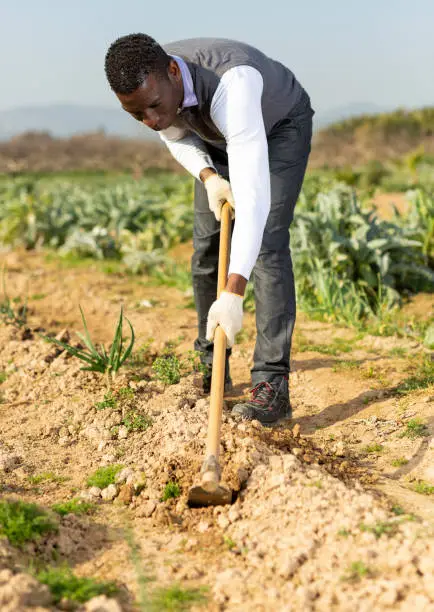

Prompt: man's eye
[{"left": 149, "top": 102, "right": 160, "bottom": 109}]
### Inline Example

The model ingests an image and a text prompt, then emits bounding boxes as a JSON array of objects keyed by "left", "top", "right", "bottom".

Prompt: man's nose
[{"left": 142, "top": 109, "right": 159, "bottom": 129}]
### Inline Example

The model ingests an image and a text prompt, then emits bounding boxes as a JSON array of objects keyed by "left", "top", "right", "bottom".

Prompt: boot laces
[{"left": 250, "top": 381, "right": 274, "bottom": 406}]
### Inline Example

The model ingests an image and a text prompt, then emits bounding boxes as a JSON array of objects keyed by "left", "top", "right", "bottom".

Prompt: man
[{"left": 105, "top": 34, "right": 314, "bottom": 425}]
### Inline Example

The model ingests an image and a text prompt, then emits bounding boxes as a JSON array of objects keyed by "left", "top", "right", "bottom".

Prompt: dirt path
[{"left": 0, "top": 249, "right": 433, "bottom": 611}]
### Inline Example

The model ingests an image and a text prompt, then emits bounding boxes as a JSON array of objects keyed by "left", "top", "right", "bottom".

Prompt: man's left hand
[{"left": 206, "top": 291, "right": 244, "bottom": 347}]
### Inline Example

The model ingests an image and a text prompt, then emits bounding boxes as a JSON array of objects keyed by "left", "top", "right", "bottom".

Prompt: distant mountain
[
  {"left": 0, "top": 101, "right": 397, "bottom": 141},
  {"left": 0, "top": 104, "right": 159, "bottom": 141}
]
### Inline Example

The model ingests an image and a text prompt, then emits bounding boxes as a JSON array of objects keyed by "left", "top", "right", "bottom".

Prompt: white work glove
[
  {"left": 206, "top": 291, "right": 244, "bottom": 348},
  {"left": 204, "top": 174, "right": 235, "bottom": 221}
]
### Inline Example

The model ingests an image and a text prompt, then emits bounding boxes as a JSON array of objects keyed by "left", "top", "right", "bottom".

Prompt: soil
[{"left": 0, "top": 248, "right": 433, "bottom": 611}]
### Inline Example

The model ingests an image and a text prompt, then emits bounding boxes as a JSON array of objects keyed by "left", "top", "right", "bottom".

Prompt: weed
[
  {"left": 36, "top": 566, "right": 118, "bottom": 604},
  {"left": 391, "top": 505, "right": 405, "bottom": 516},
  {"left": 118, "top": 386, "right": 135, "bottom": 399},
  {"left": 337, "top": 529, "right": 350, "bottom": 537},
  {"left": 127, "top": 339, "right": 156, "bottom": 367},
  {"left": 223, "top": 536, "right": 237, "bottom": 550},
  {"left": 396, "top": 356, "right": 434, "bottom": 394},
  {"left": 42, "top": 306, "right": 134, "bottom": 385},
  {"left": 152, "top": 354, "right": 181, "bottom": 385},
  {"left": 391, "top": 457, "right": 409, "bottom": 467},
  {"left": 122, "top": 411, "right": 153, "bottom": 432},
  {"left": 359, "top": 521, "right": 398, "bottom": 538},
  {"left": 0, "top": 274, "right": 27, "bottom": 328},
  {"left": 95, "top": 392, "right": 117, "bottom": 410},
  {"left": 298, "top": 337, "right": 353, "bottom": 356},
  {"left": 413, "top": 480, "right": 434, "bottom": 495},
  {"left": 362, "top": 396, "right": 371, "bottom": 405},
  {"left": 86, "top": 465, "right": 123, "bottom": 489},
  {"left": 399, "top": 418, "right": 429, "bottom": 439},
  {"left": 308, "top": 480, "right": 323, "bottom": 488},
  {"left": 388, "top": 347, "right": 408, "bottom": 358},
  {"left": 0, "top": 500, "right": 58, "bottom": 546},
  {"left": 150, "top": 584, "right": 207, "bottom": 611},
  {"left": 341, "top": 561, "right": 372, "bottom": 582},
  {"left": 52, "top": 498, "right": 97, "bottom": 517},
  {"left": 332, "top": 360, "right": 359, "bottom": 372},
  {"left": 161, "top": 481, "right": 181, "bottom": 502},
  {"left": 28, "top": 472, "right": 68, "bottom": 485},
  {"left": 363, "top": 443, "right": 384, "bottom": 454}
]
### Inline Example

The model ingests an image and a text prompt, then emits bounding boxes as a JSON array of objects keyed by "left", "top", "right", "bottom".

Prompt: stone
[
  {"left": 0, "top": 452, "right": 20, "bottom": 472},
  {"left": 117, "top": 484, "right": 134, "bottom": 505},
  {"left": 117, "top": 426, "right": 128, "bottom": 440},
  {"left": 101, "top": 484, "right": 118, "bottom": 501},
  {"left": 115, "top": 468, "right": 133, "bottom": 484},
  {"left": 197, "top": 520, "right": 210, "bottom": 533},
  {"left": 89, "top": 486, "right": 102, "bottom": 498},
  {"left": 84, "top": 595, "right": 122, "bottom": 612},
  {"left": 136, "top": 501, "right": 156, "bottom": 518},
  {"left": 217, "top": 514, "right": 230, "bottom": 530}
]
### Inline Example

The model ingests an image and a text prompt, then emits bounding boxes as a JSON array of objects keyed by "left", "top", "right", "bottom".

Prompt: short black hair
[{"left": 104, "top": 33, "right": 170, "bottom": 94}]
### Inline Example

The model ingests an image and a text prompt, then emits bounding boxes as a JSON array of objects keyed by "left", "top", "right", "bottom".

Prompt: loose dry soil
[{"left": 0, "top": 248, "right": 433, "bottom": 611}]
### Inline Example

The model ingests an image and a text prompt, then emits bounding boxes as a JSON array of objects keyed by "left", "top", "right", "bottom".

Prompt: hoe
[{"left": 188, "top": 201, "right": 233, "bottom": 507}]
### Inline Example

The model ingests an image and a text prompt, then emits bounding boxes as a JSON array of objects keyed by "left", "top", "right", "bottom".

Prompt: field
[{"left": 0, "top": 159, "right": 433, "bottom": 611}]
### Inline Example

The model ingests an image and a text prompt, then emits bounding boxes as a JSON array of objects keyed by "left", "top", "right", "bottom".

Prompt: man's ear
[{"left": 168, "top": 59, "right": 182, "bottom": 82}]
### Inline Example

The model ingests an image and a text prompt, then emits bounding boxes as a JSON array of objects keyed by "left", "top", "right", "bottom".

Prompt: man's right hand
[{"left": 203, "top": 173, "right": 235, "bottom": 221}]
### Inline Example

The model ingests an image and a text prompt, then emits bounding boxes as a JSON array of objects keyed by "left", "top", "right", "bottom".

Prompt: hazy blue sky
[{"left": 1, "top": 0, "right": 432, "bottom": 114}]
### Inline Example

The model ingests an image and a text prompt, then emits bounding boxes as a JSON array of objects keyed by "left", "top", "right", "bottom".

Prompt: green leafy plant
[
  {"left": 391, "top": 458, "right": 409, "bottom": 467},
  {"left": 413, "top": 480, "right": 434, "bottom": 495},
  {"left": 395, "top": 357, "right": 434, "bottom": 395},
  {"left": 363, "top": 443, "right": 384, "bottom": 454},
  {"left": 152, "top": 354, "right": 181, "bottom": 385},
  {"left": 36, "top": 566, "right": 118, "bottom": 604},
  {"left": 52, "top": 498, "right": 97, "bottom": 517},
  {"left": 95, "top": 392, "right": 118, "bottom": 410},
  {"left": 28, "top": 472, "right": 67, "bottom": 485},
  {"left": 359, "top": 521, "right": 398, "bottom": 539},
  {"left": 341, "top": 561, "right": 372, "bottom": 582},
  {"left": 0, "top": 500, "right": 58, "bottom": 546},
  {"left": 0, "top": 267, "right": 27, "bottom": 328},
  {"left": 161, "top": 481, "right": 181, "bottom": 502},
  {"left": 399, "top": 418, "right": 429, "bottom": 439},
  {"left": 150, "top": 584, "right": 207, "bottom": 611},
  {"left": 86, "top": 465, "right": 123, "bottom": 489},
  {"left": 122, "top": 411, "right": 153, "bottom": 432},
  {"left": 42, "top": 306, "right": 134, "bottom": 385}
]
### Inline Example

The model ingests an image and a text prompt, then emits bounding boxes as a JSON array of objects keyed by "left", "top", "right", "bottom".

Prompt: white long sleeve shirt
[{"left": 159, "top": 62, "right": 270, "bottom": 281}]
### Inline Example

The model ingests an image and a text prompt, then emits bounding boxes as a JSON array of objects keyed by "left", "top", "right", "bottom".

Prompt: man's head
[{"left": 105, "top": 33, "right": 183, "bottom": 131}]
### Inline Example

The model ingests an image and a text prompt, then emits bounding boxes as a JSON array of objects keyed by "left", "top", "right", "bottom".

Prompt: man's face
[{"left": 116, "top": 60, "right": 183, "bottom": 132}]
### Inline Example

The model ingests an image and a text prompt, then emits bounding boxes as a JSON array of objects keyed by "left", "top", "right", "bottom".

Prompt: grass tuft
[
  {"left": 86, "top": 465, "right": 123, "bottom": 489},
  {"left": 150, "top": 584, "right": 207, "bottom": 611},
  {"left": 359, "top": 521, "right": 398, "bottom": 539},
  {"left": 36, "top": 566, "right": 118, "bottom": 604},
  {"left": 52, "top": 498, "right": 97, "bottom": 517},
  {"left": 399, "top": 418, "right": 429, "bottom": 439},
  {"left": 363, "top": 443, "right": 384, "bottom": 454},
  {"left": 391, "top": 457, "right": 409, "bottom": 467},
  {"left": 122, "top": 411, "right": 153, "bottom": 432},
  {"left": 413, "top": 480, "right": 434, "bottom": 495},
  {"left": 341, "top": 561, "right": 372, "bottom": 582},
  {"left": 161, "top": 481, "right": 181, "bottom": 502},
  {"left": 0, "top": 499, "right": 58, "bottom": 546}
]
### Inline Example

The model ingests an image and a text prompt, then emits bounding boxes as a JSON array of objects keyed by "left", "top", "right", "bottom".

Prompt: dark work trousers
[{"left": 192, "top": 93, "right": 314, "bottom": 387}]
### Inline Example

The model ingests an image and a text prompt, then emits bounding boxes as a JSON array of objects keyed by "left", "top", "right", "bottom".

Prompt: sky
[{"left": 1, "top": 0, "right": 433, "bottom": 115}]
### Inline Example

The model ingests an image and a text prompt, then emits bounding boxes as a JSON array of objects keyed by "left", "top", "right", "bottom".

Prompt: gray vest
[{"left": 163, "top": 38, "right": 305, "bottom": 147}]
